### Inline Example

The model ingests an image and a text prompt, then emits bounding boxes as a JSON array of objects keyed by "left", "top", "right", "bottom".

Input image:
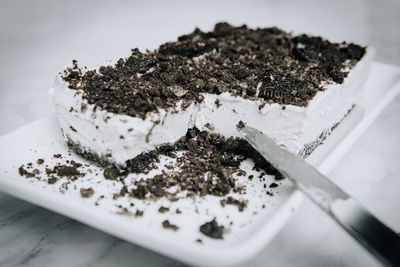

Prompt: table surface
[{"left": 1, "top": 1, "right": 399, "bottom": 266}]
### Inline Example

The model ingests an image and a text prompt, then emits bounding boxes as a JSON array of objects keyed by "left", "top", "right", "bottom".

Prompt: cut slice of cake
[{"left": 50, "top": 22, "right": 373, "bottom": 168}]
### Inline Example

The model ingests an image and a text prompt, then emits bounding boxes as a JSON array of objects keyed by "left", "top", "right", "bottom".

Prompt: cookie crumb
[
  {"left": 80, "top": 187, "right": 94, "bottom": 198},
  {"left": 215, "top": 99, "right": 222, "bottom": 108},
  {"left": 236, "top": 120, "right": 246, "bottom": 129},
  {"left": 162, "top": 220, "right": 179, "bottom": 231},
  {"left": 269, "top": 182, "right": 278, "bottom": 188},
  {"left": 104, "top": 167, "right": 119, "bottom": 180},
  {"left": 199, "top": 218, "right": 224, "bottom": 239},
  {"left": 220, "top": 196, "right": 248, "bottom": 212},
  {"left": 158, "top": 206, "right": 170, "bottom": 213},
  {"left": 135, "top": 210, "right": 144, "bottom": 217},
  {"left": 48, "top": 177, "right": 58, "bottom": 184}
]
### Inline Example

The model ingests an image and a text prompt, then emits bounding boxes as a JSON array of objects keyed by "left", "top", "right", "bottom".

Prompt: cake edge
[{"left": 64, "top": 104, "right": 355, "bottom": 171}]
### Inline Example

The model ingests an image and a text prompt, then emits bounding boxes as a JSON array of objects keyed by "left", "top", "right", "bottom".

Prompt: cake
[{"left": 50, "top": 22, "right": 373, "bottom": 169}]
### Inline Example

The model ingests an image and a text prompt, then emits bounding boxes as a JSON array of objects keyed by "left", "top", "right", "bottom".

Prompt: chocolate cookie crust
[{"left": 62, "top": 22, "right": 366, "bottom": 118}]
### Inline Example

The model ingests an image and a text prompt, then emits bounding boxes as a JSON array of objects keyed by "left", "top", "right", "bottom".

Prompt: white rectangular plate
[{"left": 1, "top": 62, "right": 399, "bottom": 267}]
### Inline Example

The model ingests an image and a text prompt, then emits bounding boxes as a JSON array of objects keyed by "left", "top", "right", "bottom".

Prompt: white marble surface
[{"left": 0, "top": 0, "right": 399, "bottom": 266}]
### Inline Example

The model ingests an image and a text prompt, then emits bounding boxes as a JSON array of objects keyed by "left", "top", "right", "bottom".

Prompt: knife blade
[{"left": 238, "top": 126, "right": 400, "bottom": 267}]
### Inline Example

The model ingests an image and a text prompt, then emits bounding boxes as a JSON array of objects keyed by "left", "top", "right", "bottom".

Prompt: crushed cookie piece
[
  {"left": 80, "top": 187, "right": 94, "bottom": 198},
  {"left": 81, "top": 103, "right": 87, "bottom": 112},
  {"left": 220, "top": 196, "right": 248, "bottom": 212},
  {"left": 162, "top": 220, "right": 179, "bottom": 231},
  {"left": 48, "top": 177, "right": 58, "bottom": 184},
  {"left": 236, "top": 120, "right": 246, "bottom": 129},
  {"left": 135, "top": 210, "right": 144, "bottom": 217},
  {"left": 215, "top": 99, "right": 222, "bottom": 108},
  {"left": 104, "top": 167, "right": 119, "bottom": 180},
  {"left": 18, "top": 165, "right": 39, "bottom": 178},
  {"left": 158, "top": 206, "right": 170, "bottom": 213},
  {"left": 269, "top": 182, "right": 278, "bottom": 188},
  {"left": 200, "top": 218, "right": 224, "bottom": 239},
  {"left": 204, "top": 122, "right": 215, "bottom": 131}
]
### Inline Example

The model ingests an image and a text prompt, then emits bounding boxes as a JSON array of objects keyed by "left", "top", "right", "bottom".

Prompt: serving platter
[{"left": 0, "top": 62, "right": 399, "bottom": 267}]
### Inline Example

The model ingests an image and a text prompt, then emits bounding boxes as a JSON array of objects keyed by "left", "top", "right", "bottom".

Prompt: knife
[{"left": 238, "top": 126, "right": 400, "bottom": 267}]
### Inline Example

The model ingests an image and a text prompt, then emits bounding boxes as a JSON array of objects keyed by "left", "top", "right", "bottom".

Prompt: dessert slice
[{"left": 50, "top": 22, "right": 373, "bottom": 168}]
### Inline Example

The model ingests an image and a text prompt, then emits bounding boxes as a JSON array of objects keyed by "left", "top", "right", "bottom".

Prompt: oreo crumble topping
[
  {"left": 108, "top": 128, "right": 282, "bottom": 201},
  {"left": 62, "top": 22, "right": 366, "bottom": 119}
]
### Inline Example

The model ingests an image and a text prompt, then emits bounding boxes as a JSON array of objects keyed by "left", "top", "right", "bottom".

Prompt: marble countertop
[{"left": 1, "top": 1, "right": 399, "bottom": 266}]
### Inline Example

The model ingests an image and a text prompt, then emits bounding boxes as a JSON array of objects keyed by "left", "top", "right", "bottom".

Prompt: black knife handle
[{"left": 331, "top": 198, "right": 400, "bottom": 267}]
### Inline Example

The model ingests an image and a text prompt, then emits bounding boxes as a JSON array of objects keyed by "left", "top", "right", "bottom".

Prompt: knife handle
[{"left": 331, "top": 198, "right": 400, "bottom": 267}]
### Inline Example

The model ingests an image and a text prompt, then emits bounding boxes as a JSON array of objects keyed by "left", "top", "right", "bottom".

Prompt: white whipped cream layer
[{"left": 50, "top": 47, "right": 373, "bottom": 166}]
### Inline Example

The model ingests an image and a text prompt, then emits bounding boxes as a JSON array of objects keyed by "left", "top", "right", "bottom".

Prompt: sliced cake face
[{"left": 50, "top": 22, "right": 372, "bottom": 167}]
